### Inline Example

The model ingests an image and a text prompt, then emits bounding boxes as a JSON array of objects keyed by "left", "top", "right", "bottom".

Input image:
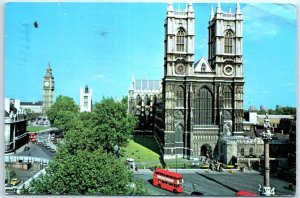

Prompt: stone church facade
[
  {"left": 128, "top": 3, "right": 264, "bottom": 163},
  {"left": 156, "top": 3, "right": 244, "bottom": 160}
]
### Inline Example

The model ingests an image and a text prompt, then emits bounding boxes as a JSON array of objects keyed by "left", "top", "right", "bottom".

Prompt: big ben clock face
[
  {"left": 175, "top": 65, "right": 185, "bottom": 74},
  {"left": 44, "top": 81, "right": 50, "bottom": 87}
]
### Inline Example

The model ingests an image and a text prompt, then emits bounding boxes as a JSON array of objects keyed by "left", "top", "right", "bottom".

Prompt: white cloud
[
  {"left": 255, "top": 3, "right": 296, "bottom": 22},
  {"left": 242, "top": 3, "right": 296, "bottom": 40}
]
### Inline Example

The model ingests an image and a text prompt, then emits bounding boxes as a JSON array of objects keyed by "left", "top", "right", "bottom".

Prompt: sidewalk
[{"left": 135, "top": 168, "right": 260, "bottom": 174}]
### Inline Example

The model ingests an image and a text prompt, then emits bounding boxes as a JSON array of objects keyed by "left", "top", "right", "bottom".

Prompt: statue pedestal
[{"left": 258, "top": 185, "right": 275, "bottom": 196}]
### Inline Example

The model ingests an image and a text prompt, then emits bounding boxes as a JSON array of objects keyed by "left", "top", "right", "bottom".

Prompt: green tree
[
  {"left": 25, "top": 128, "right": 149, "bottom": 195},
  {"left": 79, "top": 111, "right": 94, "bottom": 129},
  {"left": 47, "top": 95, "right": 79, "bottom": 126},
  {"left": 53, "top": 111, "right": 83, "bottom": 133},
  {"left": 89, "top": 98, "right": 137, "bottom": 152},
  {"left": 24, "top": 96, "right": 149, "bottom": 195}
]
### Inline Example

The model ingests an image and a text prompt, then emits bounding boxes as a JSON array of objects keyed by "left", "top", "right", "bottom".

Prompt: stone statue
[{"left": 224, "top": 122, "right": 232, "bottom": 136}]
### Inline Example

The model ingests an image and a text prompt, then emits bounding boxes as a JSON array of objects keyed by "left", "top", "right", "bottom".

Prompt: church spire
[
  {"left": 167, "top": 3, "right": 174, "bottom": 17},
  {"left": 167, "top": 3, "right": 174, "bottom": 12},
  {"left": 217, "top": 2, "right": 222, "bottom": 13},
  {"left": 188, "top": 2, "right": 193, "bottom": 12},
  {"left": 236, "top": 2, "right": 241, "bottom": 14},
  {"left": 210, "top": 5, "right": 214, "bottom": 20}
]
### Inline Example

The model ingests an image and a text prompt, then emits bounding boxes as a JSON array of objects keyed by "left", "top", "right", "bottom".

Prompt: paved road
[
  {"left": 134, "top": 169, "right": 294, "bottom": 196},
  {"left": 15, "top": 143, "right": 54, "bottom": 159}
]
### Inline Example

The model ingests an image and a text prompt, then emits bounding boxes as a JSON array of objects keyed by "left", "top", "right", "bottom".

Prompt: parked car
[
  {"left": 24, "top": 146, "right": 30, "bottom": 151},
  {"left": 10, "top": 178, "right": 20, "bottom": 186}
]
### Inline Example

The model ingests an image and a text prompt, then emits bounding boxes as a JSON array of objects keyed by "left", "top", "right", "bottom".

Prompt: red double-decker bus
[
  {"left": 235, "top": 190, "right": 258, "bottom": 196},
  {"left": 153, "top": 169, "right": 184, "bottom": 193}
]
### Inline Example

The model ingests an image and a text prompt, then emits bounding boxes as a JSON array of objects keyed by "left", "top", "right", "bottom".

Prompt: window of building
[
  {"left": 175, "top": 124, "right": 183, "bottom": 142},
  {"left": 223, "top": 86, "right": 232, "bottom": 108},
  {"left": 84, "top": 96, "right": 88, "bottom": 108},
  {"left": 201, "top": 63, "right": 206, "bottom": 72},
  {"left": 144, "top": 94, "right": 150, "bottom": 106},
  {"left": 194, "top": 87, "right": 213, "bottom": 125},
  {"left": 176, "top": 29, "right": 185, "bottom": 52},
  {"left": 176, "top": 86, "right": 184, "bottom": 107},
  {"left": 209, "top": 25, "right": 216, "bottom": 58},
  {"left": 136, "top": 95, "right": 142, "bottom": 106},
  {"left": 224, "top": 31, "right": 233, "bottom": 54},
  {"left": 241, "top": 148, "right": 245, "bottom": 156},
  {"left": 249, "top": 148, "right": 254, "bottom": 156}
]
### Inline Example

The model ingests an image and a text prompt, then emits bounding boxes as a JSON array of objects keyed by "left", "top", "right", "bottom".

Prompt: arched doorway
[{"left": 201, "top": 144, "right": 212, "bottom": 158}]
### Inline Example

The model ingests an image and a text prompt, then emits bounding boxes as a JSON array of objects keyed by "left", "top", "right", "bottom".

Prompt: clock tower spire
[{"left": 42, "top": 63, "right": 55, "bottom": 115}]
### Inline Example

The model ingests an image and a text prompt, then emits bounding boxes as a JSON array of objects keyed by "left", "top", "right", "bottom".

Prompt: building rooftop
[
  {"left": 257, "top": 115, "right": 294, "bottom": 119},
  {"left": 20, "top": 101, "right": 43, "bottom": 106},
  {"left": 135, "top": 80, "right": 161, "bottom": 91}
]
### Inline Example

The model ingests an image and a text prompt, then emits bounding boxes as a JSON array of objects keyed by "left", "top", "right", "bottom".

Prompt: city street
[
  {"left": 134, "top": 169, "right": 294, "bottom": 196},
  {"left": 15, "top": 143, "right": 54, "bottom": 159}
]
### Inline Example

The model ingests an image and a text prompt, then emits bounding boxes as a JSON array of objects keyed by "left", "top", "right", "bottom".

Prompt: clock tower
[{"left": 42, "top": 63, "right": 55, "bottom": 114}]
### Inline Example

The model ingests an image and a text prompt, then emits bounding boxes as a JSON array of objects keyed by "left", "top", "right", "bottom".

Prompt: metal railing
[{"left": 5, "top": 155, "right": 50, "bottom": 164}]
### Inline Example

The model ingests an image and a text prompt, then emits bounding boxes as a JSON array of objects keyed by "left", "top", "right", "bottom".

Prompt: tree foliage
[
  {"left": 27, "top": 147, "right": 136, "bottom": 195},
  {"left": 24, "top": 96, "right": 148, "bottom": 195},
  {"left": 88, "top": 98, "right": 137, "bottom": 152},
  {"left": 47, "top": 95, "right": 79, "bottom": 126},
  {"left": 256, "top": 107, "right": 296, "bottom": 116}
]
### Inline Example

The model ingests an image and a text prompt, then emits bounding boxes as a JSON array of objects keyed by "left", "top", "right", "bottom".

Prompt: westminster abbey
[{"left": 128, "top": 3, "right": 250, "bottom": 161}]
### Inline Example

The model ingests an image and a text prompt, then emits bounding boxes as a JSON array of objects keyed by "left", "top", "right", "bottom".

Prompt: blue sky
[{"left": 5, "top": 2, "right": 296, "bottom": 109}]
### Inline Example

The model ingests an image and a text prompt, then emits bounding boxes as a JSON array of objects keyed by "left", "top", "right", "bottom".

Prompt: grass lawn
[
  {"left": 123, "top": 136, "right": 161, "bottom": 169},
  {"left": 27, "top": 126, "right": 50, "bottom": 132}
]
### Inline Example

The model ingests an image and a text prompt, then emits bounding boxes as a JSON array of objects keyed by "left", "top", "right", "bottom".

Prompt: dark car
[{"left": 24, "top": 146, "right": 30, "bottom": 151}]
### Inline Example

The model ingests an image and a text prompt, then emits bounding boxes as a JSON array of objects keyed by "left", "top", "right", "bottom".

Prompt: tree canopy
[
  {"left": 255, "top": 107, "right": 296, "bottom": 116},
  {"left": 26, "top": 146, "right": 137, "bottom": 195},
  {"left": 23, "top": 96, "right": 148, "bottom": 195},
  {"left": 47, "top": 95, "right": 79, "bottom": 126},
  {"left": 87, "top": 98, "right": 137, "bottom": 152}
]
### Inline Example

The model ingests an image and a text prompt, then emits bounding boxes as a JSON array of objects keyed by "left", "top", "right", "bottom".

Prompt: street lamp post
[{"left": 258, "top": 110, "right": 275, "bottom": 196}]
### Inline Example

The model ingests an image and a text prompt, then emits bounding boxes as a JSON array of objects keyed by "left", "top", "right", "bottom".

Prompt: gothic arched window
[
  {"left": 201, "top": 63, "right": 206, "bottom": 72},
  {"left": 241, "top": 148, "right": 245, "bottom": 156},
  {"left": 176, "top": 86, "right": 184, "bottom": 107},
  {"left": 195, "top": 87, "right": 213, "bottom": 125},
  {"left": 136, "top": 94, "right": 142, "bottom": 106},
  {"left": 223, "top": 86, "right": 232, "bottom": 108},
  {"left": 175, "top": 124, "right": 183, "bottom": 143},
  {"left": 224, "top": 31, "right": 233, "bottom": 54},
  {"left": 249, "top": 148, "right": 254, "bottom": 156},
  {"left": 176, "top": 28, "right": 186, "bottom": 52},
  {"left": 144, "top": 94, "right": 150, "bottom": 106}
]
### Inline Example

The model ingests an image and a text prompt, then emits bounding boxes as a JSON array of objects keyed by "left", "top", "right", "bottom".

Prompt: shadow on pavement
[{"left": 196, "top": 172, "right": 238, "bottom": 193}]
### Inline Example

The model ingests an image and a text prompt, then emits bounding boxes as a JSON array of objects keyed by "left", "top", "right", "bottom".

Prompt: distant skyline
[{"left": 5, "top": 2, "right": 296, "bottom": 109}]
